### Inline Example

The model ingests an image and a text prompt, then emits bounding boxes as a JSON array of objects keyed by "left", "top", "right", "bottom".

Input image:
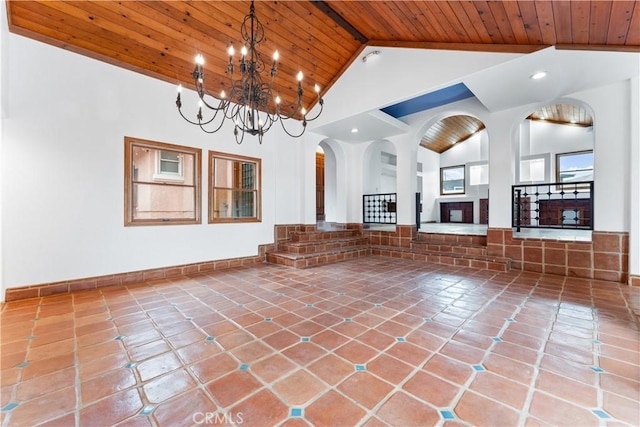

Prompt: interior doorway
[{"left": 316, "top": 151, "right": 325, "bottom": 221}]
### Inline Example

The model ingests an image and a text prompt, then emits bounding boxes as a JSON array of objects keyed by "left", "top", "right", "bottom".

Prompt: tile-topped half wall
[{"left": 486, "top": 228, "right": 629, "bottom": 283}]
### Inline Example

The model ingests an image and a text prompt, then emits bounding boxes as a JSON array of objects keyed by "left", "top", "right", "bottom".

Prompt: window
[
  {"left": 440, "top": 165, "right": 465, "bottom": 195},
  {"left": 556, "top": 150, "right": 593, "bottom": 183},
  {"left": 124, "top": 137, "right": 201, "bottom": 226},
  {"left": 209, "top": 151, "right": 261, "bottom": 223},
  {"left": 469, "top": 163, "right": 489, "bottom": 186},
  {"left": 155, "top": 151, "right": 182, "bottom": 179}
]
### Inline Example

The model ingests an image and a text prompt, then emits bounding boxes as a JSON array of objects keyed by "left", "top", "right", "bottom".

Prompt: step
[
  {"left": 267, "top": 245, "right": 371, "bottom": 269},
  {"left": 289, "top": 230, "right": 361, "bottom": 242},
  {"left": 416, "top": 232, "right": 487, "bottom": 246},
  {"left": 411, "top": 240, "right": 488, "bottom": 257},
  {"left": 279, "top": 237, "right": 370, "bottom": 255},
  {"left": 371, "top": 245, "right": 511, "bottom": 272}
]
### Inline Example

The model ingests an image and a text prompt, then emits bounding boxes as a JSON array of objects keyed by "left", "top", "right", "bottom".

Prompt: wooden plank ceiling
[
  {"left": 7, "top": 1, "right": 640, "bottom": 124},
  {"left": 421, "top": 115, "right": 485, "bottom": 154}
]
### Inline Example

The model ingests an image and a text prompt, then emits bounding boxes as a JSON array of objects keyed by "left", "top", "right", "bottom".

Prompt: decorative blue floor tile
[
  {"left": 492, "top": 337, "right": 503, "bottom": 342},
  {"left": 506, "top": 318, "right": 515, "bottom": 322},
  {"left": 125, "top": 362, "right": 137, "bottom": 369},
  {"left": 592, "top": 409, "right": 611, "bottom": 419},
  {"left": 1, "top": 403, "right": 19, "bottom": 412},
  {"left": 239, "top": 364, "right": 250, "bottom": 371},
  {"left": 33, "top": 317, "right": 40, "bottom": 321},
  {"left": 107, "top": 317, "right": 115, "bottom": 321},
  {"left": 355, "top": 364, "right": 366, "bottom": 371},
  {"left": 306, "top": 303, "right": 313, "bottom": 307},
  {"left": 15, "top": 361, "right": 29, "bottom": 368},
  {"left": 278, "top": 293, "right": 284, "bottom": 296},
  {"left": 205, "top": 336, "right": 216, "bottom": 342},
  {"left": 396, "top": 337, "right": 406, "bottom": 342},
  {"left": 424, "top": 317, "right": 432, "bottom": 322},
  {"left": 290, "top": 408, "right": 303, "bottom": 417},
  {"left": 440, "top": 410, "right": 455, "bottom": 420},
  {"left": 185, "top": 317, "right": 193, "bottom": 321},
  {"left": 26, "top": 335, "right": 35, "bottom": 340},
  {"left": 472, "top": 365, "right": 486, "bottom": 371},
  {"left": 339, "top": 292, "right": 345, "bottom": 296},
  {"left": 265, "top": 318, "right": 272, "bottom": 322},
  {"left": 301, "top": 337, "right": 310, "bottom": 342},
  {"left": 592, "top": 340, "right": 601, "bottom": 345},
  {"left": 374, "top": 304, "right": 382, "bottom": 307},
  {"left": 115, "top": 335, "right": 125, "bottom": 341},
  {"left": 140, "top": 405, "right": 155, "bottom": 415},
  {"left": 237, "top": 304, "right": 244, "bottom": 307},
  {"left": 344, "top": 318, "right": 352, "bottom": 322},
  {"left": 590, "top": 366, "right": 605, "bottom": 373}
]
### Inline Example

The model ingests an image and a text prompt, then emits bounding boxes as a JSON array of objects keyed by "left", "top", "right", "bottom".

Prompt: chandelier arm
[
  {"left": 176, "top": 104, "right": 220, "bottom": 127},
  {"left": 274, "top": 102, "right": 303, "bottom": 120},
  {"left": 301, "top": 98, "right": 324, "bottom": 122},
  {"left": 278, "top": 117, "right": 307, "bottom": 138},
  {"left": 197, "top": 89, "right": 230, "bottom": 111},
  {"left": 197, "top": 110, "right": 229, "bottom": 134},
  {"left": 234, "top": 125, "right": 246, "bottom": 144}
]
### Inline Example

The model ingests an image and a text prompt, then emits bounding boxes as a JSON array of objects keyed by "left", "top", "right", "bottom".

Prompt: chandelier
[{"left": 175, "top": 1, "right": 324, "bottom": 144}]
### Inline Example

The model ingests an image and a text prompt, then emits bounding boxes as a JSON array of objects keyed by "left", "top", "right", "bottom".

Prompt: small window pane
[
  {"left": 125, "top": 138, "right": 201, "bottom": 226},
  {"left": 160, "top": 151, "right": 180, "bottom": 174},
  {"left": 558, "top": 151, "right": 593, "bottom": 183},
  {"left": 209, "top": 152, "right": 261, "bottom": 223},
  {"left": 132, "top": 184, "right": 195, "bottom": 220},
  {"left": 441, "top": 166, "right": 465, "bottom": 195}
]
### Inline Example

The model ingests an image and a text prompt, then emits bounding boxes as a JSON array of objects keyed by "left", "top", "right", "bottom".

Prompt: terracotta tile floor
[{"left": 1, "top": 257, "right": 639, "bottom": 426}]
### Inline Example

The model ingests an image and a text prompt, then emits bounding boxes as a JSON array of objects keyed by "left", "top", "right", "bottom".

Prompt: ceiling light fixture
[
  {"left": 351, "top": 128, "right": 359, "bottom": 133},
  {"left": 530, "top": 71, "right": 547, "bottom": 80},
  {"left": 175, "top": 1, "right": 323, "bottom": 144},
  {"left": 362, "top": 50, "right": 381, "bottom": 63}
]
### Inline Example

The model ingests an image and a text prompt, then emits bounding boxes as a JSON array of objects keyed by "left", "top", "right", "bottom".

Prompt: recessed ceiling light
[
  {"left": 351, "top": 128, "right": 359, "bottom": 133},
  {"left": 530, "top": 71, "right": 547, "bottom": 80}
]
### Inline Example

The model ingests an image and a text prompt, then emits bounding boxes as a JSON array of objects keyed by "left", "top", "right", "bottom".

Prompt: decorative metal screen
[
  {"left": 363, "top": 193, "right": 397, "bottom": 224},
  {"left": 512, "top": 181, "right": 594, "bottom": 232}
]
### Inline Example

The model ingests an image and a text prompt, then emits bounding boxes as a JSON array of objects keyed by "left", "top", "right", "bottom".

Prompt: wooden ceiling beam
[{"left": 310, "top": 1, "right": 368, "bottom": 44}]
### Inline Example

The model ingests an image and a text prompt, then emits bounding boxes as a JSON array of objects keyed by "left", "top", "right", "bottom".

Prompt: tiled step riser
[
  {"left": 290, "top": 230, "right": 360, "bottom": 242},
  {"left": 372, "top": 248, "right": 510, "bottom": 272},
  {"left": 267, "top": 248, "right": 371, "bottom": 269},
  {"left": 411, "top": 242, "right": 488, "bottom": 257},
  {"left": 417, "top": 233, "right": 487, "bottom": 246},
  {"left": 279, "top": 238, "right": 370, "bottom": 254}
]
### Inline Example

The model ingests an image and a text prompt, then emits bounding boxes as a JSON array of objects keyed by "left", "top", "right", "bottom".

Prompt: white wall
[
  {"left": 362, "top": 140, "right": 397, "bottom": 195},
  {"left": 417, "top": 147, "right": 439, "bottom": 222},
  {"left": 574, "top": 81, "right": 632, "bottom": 232},
  {"left": 1, "top": 32, "right": 301, "bottom": 297}
]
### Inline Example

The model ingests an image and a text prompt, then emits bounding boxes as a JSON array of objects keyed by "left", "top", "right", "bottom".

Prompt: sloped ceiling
[{"left": 5, "top": 1, "right": 640, "bottom": 142}]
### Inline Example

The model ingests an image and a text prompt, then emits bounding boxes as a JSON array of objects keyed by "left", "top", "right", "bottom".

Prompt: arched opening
[
  {"left": 515, "top": 102, "right": 594, "bottom": 238},
  {"left": 362, "top": 140, "right": 397, "bottom": 231},
  {"left": 317, "top": 141, "right": 338, "bottom": 228},
  {"left": 418, "top": 114, "right": 488, "bottom": 232}
]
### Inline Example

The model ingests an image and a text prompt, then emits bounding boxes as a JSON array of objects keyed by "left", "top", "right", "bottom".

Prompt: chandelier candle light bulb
[{"left": 175, "top": 1, "right": 324, "bottom": 143}]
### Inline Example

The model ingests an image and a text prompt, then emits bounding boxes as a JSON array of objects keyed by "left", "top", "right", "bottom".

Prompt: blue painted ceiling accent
[{"left": 380, "top": 83, "right": 475, "bottom": 118}]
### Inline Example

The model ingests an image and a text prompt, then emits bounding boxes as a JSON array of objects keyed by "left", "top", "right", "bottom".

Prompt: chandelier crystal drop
[{"left": 175, "top": 1, "right": 324, "bottom": 144}]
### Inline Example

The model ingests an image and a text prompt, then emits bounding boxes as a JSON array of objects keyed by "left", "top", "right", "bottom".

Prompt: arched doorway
[
  {"left": 418, "top": 114, "right": 488, "bottom": 228},
  {"left": 515, "top": 102, "right": 594, "bottom": 236}
]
